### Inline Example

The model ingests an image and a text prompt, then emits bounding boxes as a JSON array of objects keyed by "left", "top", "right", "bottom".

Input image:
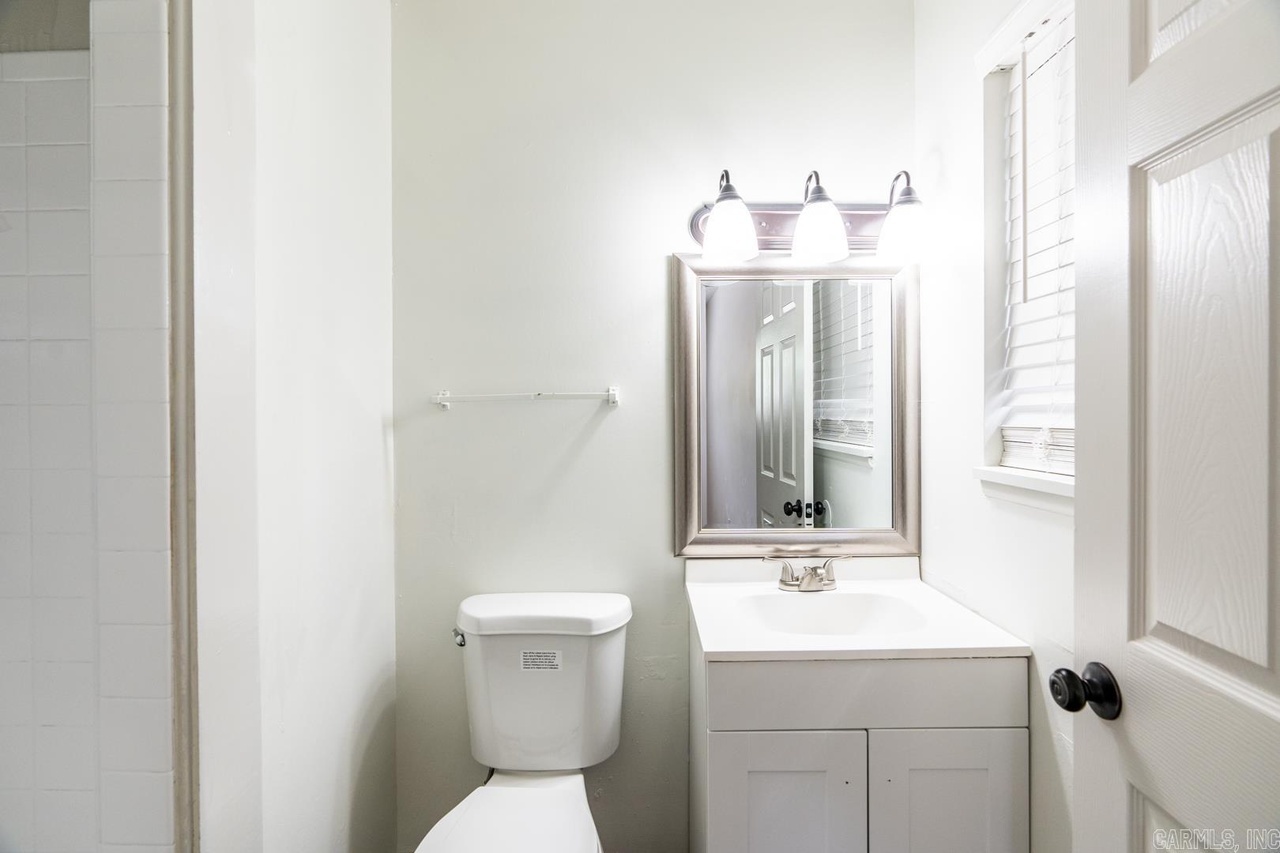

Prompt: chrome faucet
[{"left": 765, "top": 556, "right": 847, "bottom": 592}]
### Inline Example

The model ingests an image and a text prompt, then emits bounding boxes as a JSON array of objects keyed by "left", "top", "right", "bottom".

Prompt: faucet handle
[
  {"left": 820, "top": 556, "right": 852, "bottom": 581},
  {"left": 764, "top": 556, "right": 796, "bottom": 582}
]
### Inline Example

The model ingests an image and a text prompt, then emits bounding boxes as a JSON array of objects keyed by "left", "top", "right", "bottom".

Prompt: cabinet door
[
  {"left": 868, "top": 728, "right": 1028, "bottom": 853},
  {"left": 707, "top": 730, "right": 867, "bottom": 853}
]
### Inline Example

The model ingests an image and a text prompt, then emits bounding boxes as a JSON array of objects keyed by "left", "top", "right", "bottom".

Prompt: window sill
[
  {"left": 814, "top": 439, "right": 874, "bottom": 458},
  {"left": 972, "top": 465, "right": 1074, "bottom": 516}
]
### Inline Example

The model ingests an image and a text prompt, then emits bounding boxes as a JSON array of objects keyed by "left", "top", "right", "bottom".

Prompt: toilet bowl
[
  {"left": 414, "top": 592, "right": 631, "bottom": 853},
  {"left": 414, "top": 772, "right": 601, "bottom": 853}
]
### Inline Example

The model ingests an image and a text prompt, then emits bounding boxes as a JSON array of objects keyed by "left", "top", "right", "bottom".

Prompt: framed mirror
[{"left": 673, "top": 254, "right": 919, "bottom": 556}]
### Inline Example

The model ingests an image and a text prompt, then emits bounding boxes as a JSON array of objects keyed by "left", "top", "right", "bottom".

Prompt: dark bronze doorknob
[
  {"left": 1050, "top": 662, "right": 1122, "bottom": 720},
  {"left": 783, "top": 499, "right": 803, "bottom": 517}
]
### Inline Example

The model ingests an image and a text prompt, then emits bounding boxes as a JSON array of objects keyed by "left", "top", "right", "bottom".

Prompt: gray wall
[
  {"left": 0, "top": 0, "right": 88, "bottom": 52},
  {"left": 391, "top": 1, "right": 915, "bottom": 851}
]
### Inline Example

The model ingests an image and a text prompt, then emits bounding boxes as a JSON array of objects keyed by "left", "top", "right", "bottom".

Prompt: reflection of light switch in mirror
[{"left": 701, "top": 278, "right": 894, "bottom": 533}]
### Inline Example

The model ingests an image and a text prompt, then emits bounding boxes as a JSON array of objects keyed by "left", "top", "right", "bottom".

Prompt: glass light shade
[
  {"left": 876, "top": 199, "right": 924, "bottom": 265},
  {"left": 792, "top": 197, "right": 849, "bottom": 263},
  {"left": 702, "top": 196, "right": 759, "bottom": 263}
]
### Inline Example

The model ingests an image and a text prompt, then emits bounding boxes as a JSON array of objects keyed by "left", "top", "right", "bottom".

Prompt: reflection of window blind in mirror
[
  {"left": 813, "top": 281, "right": 873, "bottom": 446},
  {"left": 1001, "top": 7, "right": 1075, "bottom": 475}
]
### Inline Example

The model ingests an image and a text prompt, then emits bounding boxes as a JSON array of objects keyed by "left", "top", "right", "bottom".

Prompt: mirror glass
[
  {"left": 674, "top": 254, "right": 918, "bottom": 557},
  {"left": 701, "top": 278, "right": 893, "bottom": 531}
]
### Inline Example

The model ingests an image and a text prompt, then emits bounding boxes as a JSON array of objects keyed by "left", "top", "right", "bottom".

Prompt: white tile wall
[{"left": 0, "top": 13, "right": 173, "bottom": 847}]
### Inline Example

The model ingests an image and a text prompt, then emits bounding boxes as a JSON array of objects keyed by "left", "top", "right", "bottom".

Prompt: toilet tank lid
[{"left": 456, "top": 592, "right": 632, "bottom": 636}]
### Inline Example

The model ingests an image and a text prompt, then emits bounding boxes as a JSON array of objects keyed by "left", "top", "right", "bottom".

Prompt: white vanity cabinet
[{"left": 690, "top": 640, "right": 1030, "bottom": 853}]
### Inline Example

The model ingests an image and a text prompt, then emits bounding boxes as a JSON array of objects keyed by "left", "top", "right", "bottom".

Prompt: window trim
[{"left": 980, "top": 0, "right": 1077, "bottom": 486}]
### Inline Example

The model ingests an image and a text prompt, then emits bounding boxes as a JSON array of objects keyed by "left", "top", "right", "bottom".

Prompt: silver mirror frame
[{"left": 673, "top": 253, "right": 920, "bottom": 557}]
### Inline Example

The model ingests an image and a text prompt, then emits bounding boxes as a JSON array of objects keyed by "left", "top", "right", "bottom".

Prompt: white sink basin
[
  {"left": 686, "top": 562, "right": 1030, "bottom": 661},
  {"left": 741, "top": 591, "right": 928, "bottom": 636}
]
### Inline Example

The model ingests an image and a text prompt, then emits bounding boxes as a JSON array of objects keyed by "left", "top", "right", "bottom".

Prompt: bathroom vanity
[{"left": 687, "top": 560, "right": 1031, "bottom": 853}]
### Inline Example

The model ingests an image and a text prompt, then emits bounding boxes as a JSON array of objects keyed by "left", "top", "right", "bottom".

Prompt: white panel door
[
  {"left": 868, "top": 728, "right": 1028, "bottom": 853},
  {"left": 707, "top": 730, "right": 867, "bottom": 853},
  {"left": 1075, "top": 0, "right": 1280, "bottom": 846},
  {"left": 756, "top": 281, "right": 814, "bottom": 527}
]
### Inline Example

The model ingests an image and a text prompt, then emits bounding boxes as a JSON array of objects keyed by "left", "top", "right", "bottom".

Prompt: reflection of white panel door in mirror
[{"left": 756, "top": 281, "right": 814, "bottom": 527}]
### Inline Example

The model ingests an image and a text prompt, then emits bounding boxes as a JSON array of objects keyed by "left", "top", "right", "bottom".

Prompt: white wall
[
  {"left": 193, "top": 0, "right": 397, "bottom": 848},
  {"left": 0, "top": 20, "right": 176, "bottom": 849},
  {"left": 913, "top": 2, "right": 1075, "bottom": 851},
  {"left": 391, "top": 2, "right": 914, "bottom": 851}
]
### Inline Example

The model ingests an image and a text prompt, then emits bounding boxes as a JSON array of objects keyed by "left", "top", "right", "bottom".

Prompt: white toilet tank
[{"left": 455, "top": 592, "right": 631, "bottom": 771}]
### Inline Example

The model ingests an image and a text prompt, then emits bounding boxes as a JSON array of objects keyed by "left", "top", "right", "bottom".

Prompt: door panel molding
[{"left": 1130, "top": 0, "right": 1280, "bottom": 164}]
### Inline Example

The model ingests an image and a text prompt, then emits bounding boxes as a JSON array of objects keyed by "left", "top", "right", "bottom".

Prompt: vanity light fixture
[
  {"left": 699, "top": 170, "right": 759, "bottom": 263},
  {"left": 875, "top": 170, "right": 925, "bottom": 265},
  {"left": 687, "top": 170, "right": 920, "bottom": 258},
  {"left": 791, "top": 171, "right": 850, "bottom": 263}
]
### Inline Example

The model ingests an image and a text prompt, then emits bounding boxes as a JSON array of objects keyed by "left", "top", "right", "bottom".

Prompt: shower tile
[
  {"left": 91, "top": 0, "right": 169, "bottom": 35},
  {"left": 92, "top": 34, "right": 168, "bottom": 107},
  {"left": 34, "top": 789, "right": 97, "bottom": 851},
  {"left": 0, "top": 790, "right": 34, "bottom": 852},
  {"left": 1, "top": 52, "right": 88, "bottom": 82},
  {"left": 92, "top": 256, "right": 168, "bottom": 329},
  {"left": 29, "top": 405, "right": 92, "bottom": 469},
  {"left": 0, "top": 341, "right": 29, "bottom": 403},
  {"left": 0, "top": 147, "right": 26, "bottom": 210},
  {"left": 0, "top": 405, "right": 30, "bottom": 468},
  {"left": 97, "top": 477, "right": 168, "bottom": 551},
  {"left": 0, "top": 276, "right": 29, "bottom": 338},
  {"left": 32, "top": 534, "right": 94, "bottom": 598},
  {"left": 93, "top": 181, "right": 168, "bottom": 256},
  {"left": 94, "top": 107, "right": 167, "bottom": 181},
  {"left": 0, "top": 725, "right": 34, "bottom": 788},
  {"left": 99, "top": 698, "right": 171, "bottom": 771},
  {"left": 0, "top": 533, "right": 32, "bottom": 597},
  {"left": 99, "top": 625, "right": 169, "bottom": 698},
  {"left": 0, "top": 598, "right": 32, "bottom": 660},
  {"left": 93, "top": 330, "right": 167, "bottom": 402},
  {"left": 33, "top": 598, "right": 95, "bottom": 662},
  {"left": 28, "top": 340, "right": 91, "bottom": 404},
  {"left": 33, "top": 662, "right": 94, "bottom": 726},
  {"left": 31, "top": 470, "right": 92, "bottom": 534},
  {"left": 0, "top": 212, "right": 29, "bottom": 275},
  {"left": 27, "top": 211, "right": 90, "bottom": 275},
  {"left": 26, "top": 146, "right": 90, "bottom": 211},
  {"left": 35, "top": 726, "right": 96, "bottom": 790},
  {"left": 100, "top": 771, "right": 172, "bottom": 844},
  {"left": 24, "top": 80, "right": 89, "bottom": 145},
  {"left": 0, "top": 83, "right": 25, "bottom": 145},
  {"left": 28, "top": 276, "right": 91, "bottom": 340},
  {"left": 96, "top": 403, "right": 167, "bottom": 476},
  {"left": 0, "top": 469, "right": 31, "bottom": 533},
  {"left": 0, "top": 662, "right": 32, "bottom": 724},
  {"left": 99, "top": 551, "right": 168, "bottom": 625}
]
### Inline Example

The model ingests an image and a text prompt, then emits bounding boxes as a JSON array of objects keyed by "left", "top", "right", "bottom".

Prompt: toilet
[{"left": 415, "top": 592, "right": 633, "bottom": 853}]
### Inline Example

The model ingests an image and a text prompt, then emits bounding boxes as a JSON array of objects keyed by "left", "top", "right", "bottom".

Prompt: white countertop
[{"left": 687, "top": 560, "right": 1031, "bottom": 662}]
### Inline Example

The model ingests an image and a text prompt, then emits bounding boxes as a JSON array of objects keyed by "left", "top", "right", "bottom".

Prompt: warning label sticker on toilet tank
[{"left": 521, "top": 650, "right": 562, "bottom": 671}]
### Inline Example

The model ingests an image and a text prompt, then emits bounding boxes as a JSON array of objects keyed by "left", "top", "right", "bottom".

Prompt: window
[
  {"left": 813, "top": 280, "right": 874, "bottom": 447},
  {"left": 993, "top": 6, "right": 1076, "bottom": 477}
]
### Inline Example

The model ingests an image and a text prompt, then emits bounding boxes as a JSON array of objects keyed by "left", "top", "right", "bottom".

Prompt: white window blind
[
  {"left": 813, "top": 280, "right": 873, "bottom": 446},
  {"left": 1000, "top": 9, "right": 1076, "bottom": 476}
]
